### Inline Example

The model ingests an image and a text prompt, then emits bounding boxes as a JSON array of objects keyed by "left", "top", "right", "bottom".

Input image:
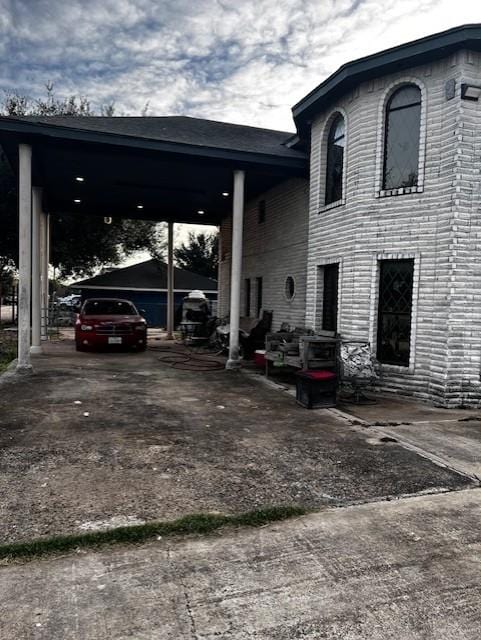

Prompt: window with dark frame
[
  {"left": 244, "top": 278, "right": 251, "bottom": 317},
  {"left": 258, "top": 200, "right": 266, "bottom": 224},
  {"left": 256, "top": 277, "right": 263, "bottom": 317},
  {"left": 325, "top": 115, "right": 345, "bottom": 205},
  {"left": 377, "top": 259, "right": 414, "bottom": 366},
  {"left": 383, "top": 85, "right": 421, "bottom": 190},
  {"left": 322, "top": 264, "right": 339, "bottom": 332}
]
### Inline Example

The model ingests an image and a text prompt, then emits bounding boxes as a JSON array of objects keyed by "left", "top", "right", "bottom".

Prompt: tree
[
  {"left": 0, "top": 85, "right": 164, "bottom": 280},
  {"left": 174, "top": 232, "right": 218, "bottom": 280}
]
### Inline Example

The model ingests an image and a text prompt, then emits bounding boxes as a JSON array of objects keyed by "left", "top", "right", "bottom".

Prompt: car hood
[{"left": 79, "top": 314, "right": 144, "bottom": 324}]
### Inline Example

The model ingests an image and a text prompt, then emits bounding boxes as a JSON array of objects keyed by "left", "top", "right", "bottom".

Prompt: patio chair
[{"left": 339, "top": 341, "right": 380, "bottom": 404}]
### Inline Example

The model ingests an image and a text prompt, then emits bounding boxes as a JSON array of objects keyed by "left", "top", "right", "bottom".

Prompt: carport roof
[
  {"left": 0, "top": 115, "right": 307, "bottom": 225},
  {"left": 11, "top": 115, "right": 302, "bottom": 159}
]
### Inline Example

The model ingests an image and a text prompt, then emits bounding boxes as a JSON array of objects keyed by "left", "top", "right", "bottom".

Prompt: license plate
[{"left": 108, "top": 337, "right": 122, "bottom": 344}]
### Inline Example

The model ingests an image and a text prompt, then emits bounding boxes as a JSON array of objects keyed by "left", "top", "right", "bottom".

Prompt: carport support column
[
  {"left": 17, "top": 144, "right": 33, "bottom": 371},
  {"left": 30, "top": 187, "right": 42, "bottom": 354},
  {"left": 226, "top": 169, "right": 245, "bottom": 370},
  {"left": 40, "top": 212, "right": 50, "bottom": 341},
  {"left": 167, "top": 221, "right": 174, "bottom": 339}
]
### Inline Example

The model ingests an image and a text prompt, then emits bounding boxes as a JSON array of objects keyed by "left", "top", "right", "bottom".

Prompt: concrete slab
[
  {"left": 1, "top": 488, "right": 481, "bottom": 639},
  {"left": 338, "top": 394, "right": 481, "bottom": 479},
  {"left": 376, "top": 419, "right": 481, "bottom": 479},
  {"left": 338, "top": 394, "right": 481, "bottom": 425},
  {"left": 0, "top": 339, "right": 471, "bottom": 544}
]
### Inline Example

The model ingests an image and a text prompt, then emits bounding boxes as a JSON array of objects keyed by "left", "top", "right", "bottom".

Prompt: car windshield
[{"left": 83, "top": 300, "right": 137, "bottom": 315}]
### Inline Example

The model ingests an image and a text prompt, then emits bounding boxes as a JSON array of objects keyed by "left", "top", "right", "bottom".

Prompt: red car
[{"left": 75, "top": 298, "right": 147, "bottom": 352}]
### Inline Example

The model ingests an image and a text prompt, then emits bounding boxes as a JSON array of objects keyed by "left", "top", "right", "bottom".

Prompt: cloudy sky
[{"left": 2, "top": 0, "right": 480, "bottom": 132}]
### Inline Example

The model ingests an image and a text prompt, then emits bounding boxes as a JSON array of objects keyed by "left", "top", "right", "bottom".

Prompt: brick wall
[
  {"left": 307, "top": 49, "right": 481, "bottom": 406},
  {"left": 218, "top": 177, "right": 309, "bottom": 331}
]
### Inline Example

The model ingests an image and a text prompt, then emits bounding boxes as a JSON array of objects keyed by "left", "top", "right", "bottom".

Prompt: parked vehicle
[
  {"left": 57, "top": 294, "right": 81, "bottom": 308},
  {"left": 75, "top": 298, "right": 147, "bottom": 352}
]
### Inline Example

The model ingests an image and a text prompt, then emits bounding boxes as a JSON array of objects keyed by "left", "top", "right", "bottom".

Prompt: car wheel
[{"left": 76, "top": 342, "right": 86, "bottom": 352}]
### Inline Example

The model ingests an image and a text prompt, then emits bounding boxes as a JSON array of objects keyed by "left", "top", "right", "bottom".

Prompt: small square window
[{"left": 258, "top": 200, "right": 266, "bottom": 224}]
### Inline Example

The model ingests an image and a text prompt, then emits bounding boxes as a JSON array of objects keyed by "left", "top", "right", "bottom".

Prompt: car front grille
[{"left": 95, "top": 324, "right": 133, "bottom": 336}]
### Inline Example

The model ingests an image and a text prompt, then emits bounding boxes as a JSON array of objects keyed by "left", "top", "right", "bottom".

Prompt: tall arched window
[
  {"left": 325, "top": 114, "right": 345, "bottom": 205},
  {"left": 383, "top": 85, "right": 421, "bottom": 190}
]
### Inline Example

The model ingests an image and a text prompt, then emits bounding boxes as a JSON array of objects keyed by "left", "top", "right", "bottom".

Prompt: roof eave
[
  {"left": 292, "top": 24, "right": 481, "bottom": 135},
  {"left": 0, "top": 117, "right": 308, "bottom": 173}
]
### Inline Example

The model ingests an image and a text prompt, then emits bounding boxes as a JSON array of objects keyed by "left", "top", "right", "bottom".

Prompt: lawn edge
[{"left": 0, "top": 505, "right": 308, "bottom": 563}]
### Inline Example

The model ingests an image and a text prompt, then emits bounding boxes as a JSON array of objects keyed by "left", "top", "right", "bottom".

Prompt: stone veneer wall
[{"left": 306, "top": 49, "right": 481, "bottom": 406}]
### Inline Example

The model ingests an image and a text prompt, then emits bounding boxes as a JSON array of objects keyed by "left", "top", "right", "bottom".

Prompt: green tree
[
  {"left": 0, "top": 85, "right": 163, "bottom": 280},
  {"left": 174, "top": 232, "right": 218, "bottom": 279}
]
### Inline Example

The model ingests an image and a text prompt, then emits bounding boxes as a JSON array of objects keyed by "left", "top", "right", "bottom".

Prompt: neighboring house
[
  {"left": 73, "top": 259, "right": 217, "bottom": 327},
  {"left": 219, "top": 25, "right": 481, "bottom": 406}
]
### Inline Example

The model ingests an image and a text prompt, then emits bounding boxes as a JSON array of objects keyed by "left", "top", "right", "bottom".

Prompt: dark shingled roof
[
  {"left": 15, "top": 115, "right": 303, "bottom": 160},
  {"left": 73, "top": 259, "right": 217, "bottom": 292}
]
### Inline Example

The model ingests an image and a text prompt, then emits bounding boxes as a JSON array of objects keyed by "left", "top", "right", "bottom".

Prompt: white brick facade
[
  {"left": 218, "top": 45, "right": 481, "bottom": 407},
  {"left": 307, "top": 49, "right": 481, "bottom": 406},
  {"left": 218, "top": 178, "right": 309, "bottom": 331}
]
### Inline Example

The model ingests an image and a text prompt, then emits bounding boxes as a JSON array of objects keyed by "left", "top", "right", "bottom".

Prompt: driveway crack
[{"left": 181, "top": 581, "right": 200, "bottom": 639}]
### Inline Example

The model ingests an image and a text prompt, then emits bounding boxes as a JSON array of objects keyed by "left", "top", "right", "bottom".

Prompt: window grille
[{"left": 377, "top": 259, "right": 414, "bottom": 366}]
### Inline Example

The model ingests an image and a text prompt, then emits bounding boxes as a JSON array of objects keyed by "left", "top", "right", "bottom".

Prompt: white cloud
[{"left": 1, "top": 0, "right": 480, "bottom": 131}]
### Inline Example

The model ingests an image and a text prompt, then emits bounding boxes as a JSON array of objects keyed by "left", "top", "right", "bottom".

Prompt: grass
[{"left": 0, "top": 505, "right": 308, "bottom": 562}]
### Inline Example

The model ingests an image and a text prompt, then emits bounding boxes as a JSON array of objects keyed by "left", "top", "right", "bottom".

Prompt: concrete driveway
[
  {"left": 0, "top": 339, "right": 471, "bottom": 544},
  {"left": 2, "top": 339, "right": 481, "bottom": 639},
  {"left": 1, "top": 488, "right": 481, "bottom": 639}
]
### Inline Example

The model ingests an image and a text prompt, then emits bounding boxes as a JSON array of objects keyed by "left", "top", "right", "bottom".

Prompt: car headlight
[
  {"left": 135, "top": 324, "right": 146, "bottom": 331},
  {"left": 80, "top": 324, "right": 93, "bottom": 331}
]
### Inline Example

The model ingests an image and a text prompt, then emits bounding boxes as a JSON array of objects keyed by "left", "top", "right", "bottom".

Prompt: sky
[
  {"left": 2, "top": 0, "right": 480, "bottom": 265},
  {"left": 2, "top": 0, "right": 480, "bottom": 131}
]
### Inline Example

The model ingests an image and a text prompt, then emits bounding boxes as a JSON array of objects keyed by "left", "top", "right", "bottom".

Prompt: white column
[
  {"left": 226, "top": 169, "right": 245, "bottom": 369},
  {"left": 39, "top": 211, "right": 49, "bottom": 340},
  {"left": 30, "top": 187, "right": 42, "bottom": 354},
  {"left": 45, "top": 214, "right": 50, "bottom": 330},
  {"left": 17, "top": 144, "right": 33, "bottom": 371},
  {"left": 166, "top": 221, "right": 174, "bottom": 339}
]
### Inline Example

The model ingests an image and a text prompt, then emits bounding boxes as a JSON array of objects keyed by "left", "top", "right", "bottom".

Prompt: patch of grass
[
  {"left": 0, "top": 505, "right": 308, "bottom": 562},
  {"left": 0, "top": 354, "right": 15, "bottom": 373},
  {"left": 0, "top": 332, "right": 16, "bottom": 373}
]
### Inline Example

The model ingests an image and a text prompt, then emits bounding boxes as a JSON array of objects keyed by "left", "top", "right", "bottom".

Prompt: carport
[{"left": 0, "top": 115, "right": 307, "bottom": 369}]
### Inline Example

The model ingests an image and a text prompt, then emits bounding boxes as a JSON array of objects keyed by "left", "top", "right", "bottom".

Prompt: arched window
[
  {"left": 325, "top": 115, "right": 345, "bottom": 205},
  {"left": 383, "top": 85, "right": 421, "bottom": 190}
]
